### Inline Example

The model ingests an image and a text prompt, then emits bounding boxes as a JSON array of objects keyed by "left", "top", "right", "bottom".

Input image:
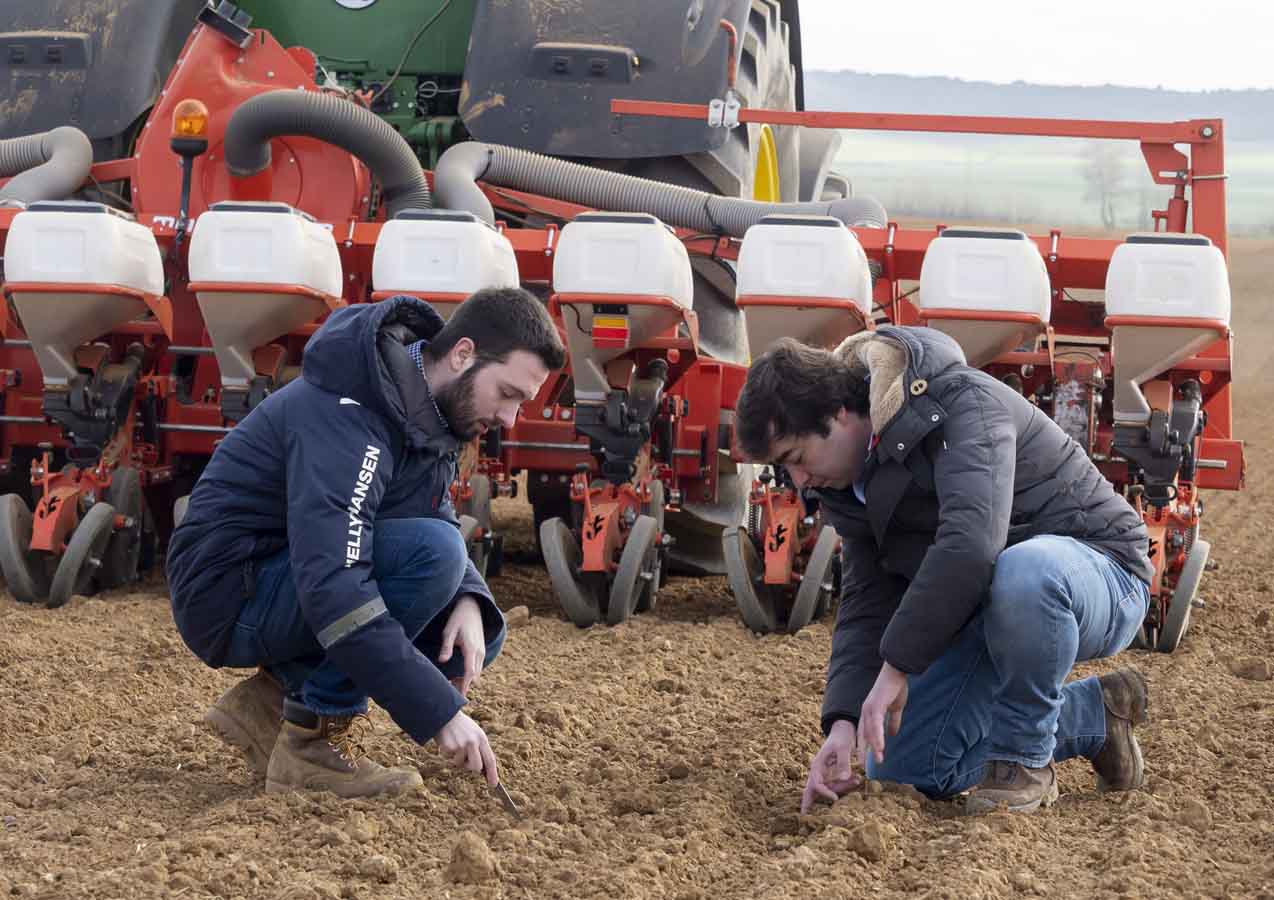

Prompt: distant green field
[{"left": 833, "top": 133, "right": 1274, "bottom": 236}]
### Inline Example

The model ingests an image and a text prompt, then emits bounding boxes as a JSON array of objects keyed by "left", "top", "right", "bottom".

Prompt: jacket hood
[
  {"left": 832, "top": 325, "right": 967, "bottom": 434},
  {"left": 302, "top": 296, "right": 452, "bottom": 449}
]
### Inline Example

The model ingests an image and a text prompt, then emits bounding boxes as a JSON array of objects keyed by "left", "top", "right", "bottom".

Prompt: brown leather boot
[
  {"left": 961, "top": 761, "right": 1059, "bottom": 815},
  {"left": 265, "top": 701, "right": 423, "bottom": 798},
  {"left": 1091, "top": 668, "right": 1150, "bottom": 792},
  {"left": 204, "top": 669, "right": 284, "bottom": 777}
]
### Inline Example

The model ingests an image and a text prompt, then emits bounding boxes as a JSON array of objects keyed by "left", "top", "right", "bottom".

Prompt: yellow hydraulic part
[{"left": 752, "top": 124, "right": 780, "bottom": 202}]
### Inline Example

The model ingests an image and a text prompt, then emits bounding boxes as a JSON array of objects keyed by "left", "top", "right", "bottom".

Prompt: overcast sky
[{"left": 797, "top": 1, "right": 1274, "bottom": 92}]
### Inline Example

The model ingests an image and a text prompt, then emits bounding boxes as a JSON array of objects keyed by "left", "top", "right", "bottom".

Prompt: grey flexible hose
[
  {"left": 0, "top": 127, "right": 94, "bottom": 204},
  {"left": 224, "top": 90, "right": 431, "bottom": 217},
  {"left": 434, "top": 141, "right": 887, "bottom": 237}
]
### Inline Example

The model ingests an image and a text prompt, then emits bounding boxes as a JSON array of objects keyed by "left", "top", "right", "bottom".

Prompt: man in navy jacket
[{"left": 167, "top": 288, "right": 565, "bottom": 797}]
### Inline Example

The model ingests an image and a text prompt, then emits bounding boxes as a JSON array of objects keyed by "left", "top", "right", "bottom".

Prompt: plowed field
[{"left": 1, "top": 241, "right": 1270, "bottom": 900}]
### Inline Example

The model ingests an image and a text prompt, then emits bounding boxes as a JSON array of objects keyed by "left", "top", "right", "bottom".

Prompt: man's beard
[{"left": 434, "top": 363, "right": 483, "bottom": 441}]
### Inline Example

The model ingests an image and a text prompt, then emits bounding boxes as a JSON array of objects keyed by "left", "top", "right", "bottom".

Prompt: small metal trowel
[
  {"left": 490, "top": 781, "right": 523, "bottom": 820},
  {"left": 484, "top": 762, "right": 523, "bottom": 819}
]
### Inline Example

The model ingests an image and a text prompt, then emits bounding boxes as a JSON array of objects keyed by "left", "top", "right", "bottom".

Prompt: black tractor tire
[{"left": 611, "top": 0, "right": 804, "bottom": 206}]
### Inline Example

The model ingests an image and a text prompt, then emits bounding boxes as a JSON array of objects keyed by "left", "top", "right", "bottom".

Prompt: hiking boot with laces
[
  {"left": 265, "top": 699, "right": 423, "bottom": 798},
  {"left": 961, "top": 760, "right": 1059, "bottom": 815},
  {"left": 1091, "top": 668, "right": 1150, "bottom": 792},
  {"left": 205, "top": 668, "right": 284, "bottom": 777}
]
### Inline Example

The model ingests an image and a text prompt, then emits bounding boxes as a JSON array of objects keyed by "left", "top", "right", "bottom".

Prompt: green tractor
[
  {"left": 231, "top": 0, "right": 842, "bottom": 204},
  {"left": 1, "top": 0, "right": 844, "bottom": 204}
]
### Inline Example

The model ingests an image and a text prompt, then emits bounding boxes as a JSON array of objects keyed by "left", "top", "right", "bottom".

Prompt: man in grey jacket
[{"left": 735, "top": 326, "right": 1154, "bottom": 814}]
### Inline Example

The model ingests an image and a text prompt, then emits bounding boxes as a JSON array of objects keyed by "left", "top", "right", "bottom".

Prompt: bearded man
[{"left": 167, "top": 288, "right": 564, "bottom": 798}]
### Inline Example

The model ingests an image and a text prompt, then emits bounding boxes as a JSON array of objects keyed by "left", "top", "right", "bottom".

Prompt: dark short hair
[
  {"left": 424, "top": 286, "right": 566, "bottom": 371},
  {"left": 736, "top": 338, "right": 870, "bottom": 460}
]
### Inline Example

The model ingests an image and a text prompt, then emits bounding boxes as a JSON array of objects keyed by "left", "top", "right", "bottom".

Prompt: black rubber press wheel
[
  {"left": 1157, "top": 538, "right": 1210, "bottom": 653},
  {"left": 607, "top": 514, "right": 658, "bottom": 626},
  {"left": 724, "top": 526, "right": 779, "bottom": 634},
  {"left": 0, "top": 493, "right": 52, "bottom": 604},
  {"left": 635, "top": 480, "right": 666, "bottom": 613},
  {"left": 789, "top": 525, "right": 839, "bottom": 633},
  {"left": 540, "top": 517, "right": 604, "bottom": 627},
  {"left": 47, "top": 502, "right": 115, "bottom": 609}
]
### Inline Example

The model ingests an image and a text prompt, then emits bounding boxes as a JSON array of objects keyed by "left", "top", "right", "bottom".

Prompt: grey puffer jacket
[{"left": 814, "top": 326, "right": 1152, "bottom": 734}]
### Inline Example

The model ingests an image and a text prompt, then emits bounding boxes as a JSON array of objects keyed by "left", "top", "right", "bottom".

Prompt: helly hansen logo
[{"left": 344, "top": 445, "right": 381, "bottom": 568}]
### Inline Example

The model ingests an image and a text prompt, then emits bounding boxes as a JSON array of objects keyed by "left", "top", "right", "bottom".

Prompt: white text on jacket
[{"left": 345, "top": 445, "right": 381, "bottom": 567}]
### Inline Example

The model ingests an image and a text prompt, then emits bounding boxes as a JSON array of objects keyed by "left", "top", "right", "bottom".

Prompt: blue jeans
[
  {"left": 866, "top": 535, "right": 1150, "bottom": 798},
  {"left": 221, "top": 518, "right": 504, "bottom": 716}
]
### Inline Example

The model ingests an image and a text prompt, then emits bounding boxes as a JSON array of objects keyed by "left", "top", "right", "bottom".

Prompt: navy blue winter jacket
[{"left": 167, "top": 297, "right": 503, "bottom": 743}]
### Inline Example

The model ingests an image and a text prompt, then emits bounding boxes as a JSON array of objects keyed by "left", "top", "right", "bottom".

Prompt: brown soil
[{"left": 2, "top": 241, "right": 1273, "bottom": 900}]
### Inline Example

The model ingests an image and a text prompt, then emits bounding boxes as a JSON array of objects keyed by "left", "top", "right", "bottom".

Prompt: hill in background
[
  {"left": 804, "top": 71, "right": 1273, "bottom": 140},
  {"left": 803, "top": 71, "right": 1273, "bottom": 234}
]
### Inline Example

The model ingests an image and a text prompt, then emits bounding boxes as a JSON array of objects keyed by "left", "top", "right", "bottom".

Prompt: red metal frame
[
  {"left": 572, "top": 472, "right": 662, "bottom": 576},
  {"left": 612, "top": 100, "right": 1225, "bottom": 250},
  {"left": 757, "top": 483, "right": 802, "bottom": 586},
  {"left": 126, "top": 26, "right": 372, "bottom": 226},
  {"left": 30, "top": 451, "right": 82, "bottom": 554}
]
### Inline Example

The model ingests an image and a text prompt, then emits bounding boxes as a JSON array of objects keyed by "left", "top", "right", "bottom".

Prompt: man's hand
[
  {"left": 857, "top": 662, "right": 909, "bottom": 767},
  {"left": 438, "top": 595, "right": 486, "bottom": 697},
  {"left": 801, "top": 719, "right": 862, "bottom": 814},
  {"left": 435, "top": 709, "right": 499, "bottom": 787}
]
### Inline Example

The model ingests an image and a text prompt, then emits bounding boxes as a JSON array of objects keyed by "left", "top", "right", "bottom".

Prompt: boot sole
[
  {"left": 205, "top": 706, "right": 274, "bottom": 777},
  {"left": 264, "top": 775, "right": 423, "bottom": 797}
]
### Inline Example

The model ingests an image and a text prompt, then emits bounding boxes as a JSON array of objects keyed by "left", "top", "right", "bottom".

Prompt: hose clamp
[
  {"left": 707, "top": 92, "right": 742, "bottom": 129},
  {"left": 723, "top": 94, "right": 741, "bottom": 129}
]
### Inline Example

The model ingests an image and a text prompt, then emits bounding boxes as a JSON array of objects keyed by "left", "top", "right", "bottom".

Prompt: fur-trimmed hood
[{"left": 832, "top": 326, "right": 968, "bottom": 435}]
